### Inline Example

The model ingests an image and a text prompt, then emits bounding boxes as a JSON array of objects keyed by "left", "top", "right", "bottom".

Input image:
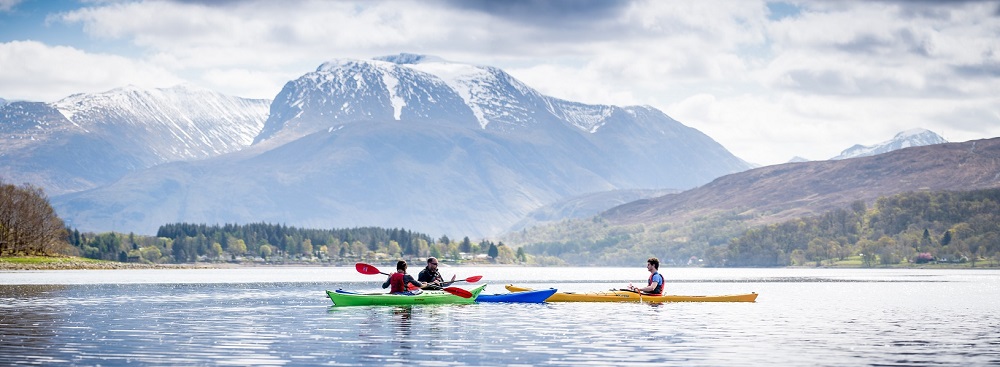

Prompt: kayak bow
[{"left": 476, "top": 287, "right": 557, "bottom": 303}]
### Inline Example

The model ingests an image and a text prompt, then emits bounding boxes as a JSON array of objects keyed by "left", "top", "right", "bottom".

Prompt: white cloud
[
  {"left": 54, "top": 1, "right": 489, "bottom": 65},
  {"left": 2, "top": 0, "right": 998, "bottom": 165},
  {"left": 0, "top": 40, "right": 181, "bottom": 102},
  {"left": 0, "top": 0, "right": 20, "bottom": 12}
]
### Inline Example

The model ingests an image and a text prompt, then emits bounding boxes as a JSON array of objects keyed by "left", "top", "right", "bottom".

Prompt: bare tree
[{"left": 0, "top": 180, "right": 67, "bottom": 256}]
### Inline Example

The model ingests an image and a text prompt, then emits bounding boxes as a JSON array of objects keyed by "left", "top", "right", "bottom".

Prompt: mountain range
[
  {"left": 526, "top": 128, "right": 952, "bottom": 230},
  {"left": 2, "top": 54, "right": 967, "bottom": 240},
  {"left": 603, "top": 137, "right": 1000, "bottom": 229},
  {"left": 19, "top": 54, "right": 751, "bottom": 237},
  {"left": 0, "top": 85, "right": 269, "bottom": 195}
]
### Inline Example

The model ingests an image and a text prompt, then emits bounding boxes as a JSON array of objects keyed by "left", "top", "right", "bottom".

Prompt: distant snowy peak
[
  {"left": 831, "top": 128, "right": 948, "bottom": 160},
  {"left": 390, "top": 54, "right": 620, "bottom": 133},
  {"left": 255, "top": 57, "right": 474, "bottom": 143},
  {"left": 257, "top": 53, "right": 625, "bottom": 142},
  {"left": 50, "top": 84, "right": 271, "bottom": 161}
]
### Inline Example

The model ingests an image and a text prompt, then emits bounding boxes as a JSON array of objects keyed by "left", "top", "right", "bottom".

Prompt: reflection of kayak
[
  {"left": 505, "top": 285, "right": 758, "bottom": 303},
  {"left": 476, "top": 287, "right": 557, "bottom": 303},
  {"left": 326, "top": 285, "right": 486, "bottom": 307}
]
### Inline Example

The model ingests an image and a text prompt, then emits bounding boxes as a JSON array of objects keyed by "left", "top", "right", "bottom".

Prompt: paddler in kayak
[
  {"left": 418, "top": 257, "right": 456, "bottom": 290},
  {"left": 628, "top": 257, "right": 664, "bottom": 296},
  {"left": 382, "top": 260, "right": 424, "bottom": 295}
]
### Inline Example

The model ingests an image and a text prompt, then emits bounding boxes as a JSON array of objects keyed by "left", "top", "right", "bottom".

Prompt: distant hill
[{"left": 603, "top": 137, "right": 1000, "bottom": 229}]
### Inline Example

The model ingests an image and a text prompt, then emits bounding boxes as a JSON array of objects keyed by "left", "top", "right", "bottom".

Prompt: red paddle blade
[
  {"left": 464, "top": 275, "right": 483, "bottom": 283},
  {"left": 355, "top": 263, "right": 381, "bottom": 275},
  {"left": 443, "top": 287, "right": 474, "bottom": 298}
]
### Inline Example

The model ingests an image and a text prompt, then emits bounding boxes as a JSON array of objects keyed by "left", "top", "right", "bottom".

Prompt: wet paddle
[
  {"left": 442, "top": 287, "right": 474, "bottom": 298},
  {"left": 454, "top": 275, "right": 483, "bottom": 283},
  {"left": 356, "top": 262, "right": 388, "bottom": 276}
]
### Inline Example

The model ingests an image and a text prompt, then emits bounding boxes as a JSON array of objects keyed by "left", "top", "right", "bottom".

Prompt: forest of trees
[
  {"left": 64, "top": 222, "right": 530, "bottom": 265},
  {"left": 722, "top": 189, "right": 1000, "bottom": 267},
  {"left": 5, "top": 173, "right": 999, "bottom": 269},
  {"left": 0, "top": 181, "right": 68, "bottom": 256},
  {"left": 510, "top": 188, "right": 1000, "bottom": 268}
]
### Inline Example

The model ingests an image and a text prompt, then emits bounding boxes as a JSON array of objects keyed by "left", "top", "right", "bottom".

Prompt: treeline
[
  {"left": 509, "top": 212, "right": 754, "bottom": 267},
  {"left": 66, "top": 222, "right": 531, "bottom": 264},
  {"left": 722, "top": 189, "right": 1000, "bottom": 267},
  {"left": 509, "top": 188, "right": 1000, "bottom": 268},
  {"left": 0, "top": 181, "right": 68, "bottom": 256}
]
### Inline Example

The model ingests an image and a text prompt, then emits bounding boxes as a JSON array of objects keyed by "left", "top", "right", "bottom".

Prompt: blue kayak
[{"left": 476, "top": 287, "right": 557, "bottom": 303}]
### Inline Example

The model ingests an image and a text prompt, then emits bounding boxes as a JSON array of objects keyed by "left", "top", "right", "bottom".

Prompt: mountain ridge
[
  {"left": 602, "top": 137, "right": 1000, "bottom": 229},
  {"left": 0, "top": 85, "right": 270, "bottom": 195}
]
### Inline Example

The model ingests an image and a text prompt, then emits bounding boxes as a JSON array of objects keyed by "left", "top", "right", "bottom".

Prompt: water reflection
[
  {"left": 1, "top": 269, "right": 998, "bottom": 366},
  {"left": 391, "top": 306, "right": 414, "bottom": 353},
  {"left": 0, "top": 285, "right": 69, "bottom": 366}
]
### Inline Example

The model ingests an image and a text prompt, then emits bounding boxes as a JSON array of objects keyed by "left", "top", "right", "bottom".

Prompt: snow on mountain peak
[
  {"left": 407, "top": 61, "right": 501, "bottom": 129},
  {"left": 896, "top": 128, "right": 932, "bottom": 139},
  {"left": 263, "top": 55, "right": 629, "bottom": 140},
  {"left": 831, "top": 128, "right": 947, "bottom": 160},
  {"left": 51, "top": 84, "right": 270, "bottom": 161}
]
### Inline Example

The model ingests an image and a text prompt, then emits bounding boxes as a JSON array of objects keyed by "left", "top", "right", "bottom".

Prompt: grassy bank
[{"left": 0, "top": 256, "right": 211, "bottom": 270}]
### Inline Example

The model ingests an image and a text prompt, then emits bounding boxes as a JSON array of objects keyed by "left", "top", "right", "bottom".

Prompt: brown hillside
[{"left": 603, "top": 137, "right": 1000, "bottom": 226}]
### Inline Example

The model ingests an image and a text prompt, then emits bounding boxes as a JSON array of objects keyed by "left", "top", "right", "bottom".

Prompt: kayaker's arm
[
  {"left": 404, "top": 274, "right": 424, "bottom": 290},
  {"left": 439, "top": 274, "right": 457, "bottom": 287},
  {"left": 632, "top": 283, "right": 656, "bottom": 293}
]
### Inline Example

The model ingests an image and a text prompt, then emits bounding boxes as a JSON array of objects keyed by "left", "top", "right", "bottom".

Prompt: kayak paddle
[
  {"left": 356, "top": 262, "right": 388, "bottom": 276},
  {"left": 454, "top": 275, "right": 483, "bottom": 283},
  {"left": 442, "top": 287, "right": 474, "bottom": 298}
]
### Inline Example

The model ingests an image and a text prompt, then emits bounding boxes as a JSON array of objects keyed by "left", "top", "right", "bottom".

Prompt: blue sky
[{"left": 2, "top": 0, "right": 999, "bottom": 166}]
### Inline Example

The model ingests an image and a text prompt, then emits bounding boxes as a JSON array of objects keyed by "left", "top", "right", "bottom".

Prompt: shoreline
[{"left": 1, "top": 259, "right": 995, "bottom": 271}]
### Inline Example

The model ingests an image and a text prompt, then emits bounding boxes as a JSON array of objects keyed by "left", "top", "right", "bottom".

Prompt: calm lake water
[{"left": 1, "top": 266, "right": 998, "bottom": 366}]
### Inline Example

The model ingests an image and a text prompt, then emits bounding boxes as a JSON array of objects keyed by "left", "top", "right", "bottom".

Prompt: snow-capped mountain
[
  {"left": 54, "top": 84, "right": 269, "bottom": 160},
  {"left": 258, "top": 53, "right": 645, "bottom": 143},
  {"left": 51, "top": 54, "right": 752, "bottom": 237},
  {"left": 0, "top": 85, "right": 269, "bottom": 195},
  {"left": 831, "top": 128, "right": 947, "bottom": 160}
]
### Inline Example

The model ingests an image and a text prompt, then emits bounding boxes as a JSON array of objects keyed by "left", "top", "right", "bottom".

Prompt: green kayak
[{"left": 326, "top": 284, "right": 487, "bottom": 307}]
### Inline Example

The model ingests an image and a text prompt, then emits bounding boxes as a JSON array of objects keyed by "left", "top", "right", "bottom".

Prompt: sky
[{"left": 1, "top": 0, "right": 999, "bottom": 166}]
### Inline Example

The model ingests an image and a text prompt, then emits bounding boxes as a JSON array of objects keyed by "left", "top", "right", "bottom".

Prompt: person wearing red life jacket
[
  {"left": 628, "top": 257, "right": 664, "bottom": 296},
  {"left": 382, "top": 260, "right": 424, "bottom": 295}
]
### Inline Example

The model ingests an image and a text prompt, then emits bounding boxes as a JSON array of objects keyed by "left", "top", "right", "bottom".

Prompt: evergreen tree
[
  {"left": 941, "top": 230, "right": 952, "bottom": 246},
  {"left": 488, "top": 242, "right": 499, "bottom": 259},
  {"left": 461, "top": 236, "right": 473, "bottom": 253}
]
